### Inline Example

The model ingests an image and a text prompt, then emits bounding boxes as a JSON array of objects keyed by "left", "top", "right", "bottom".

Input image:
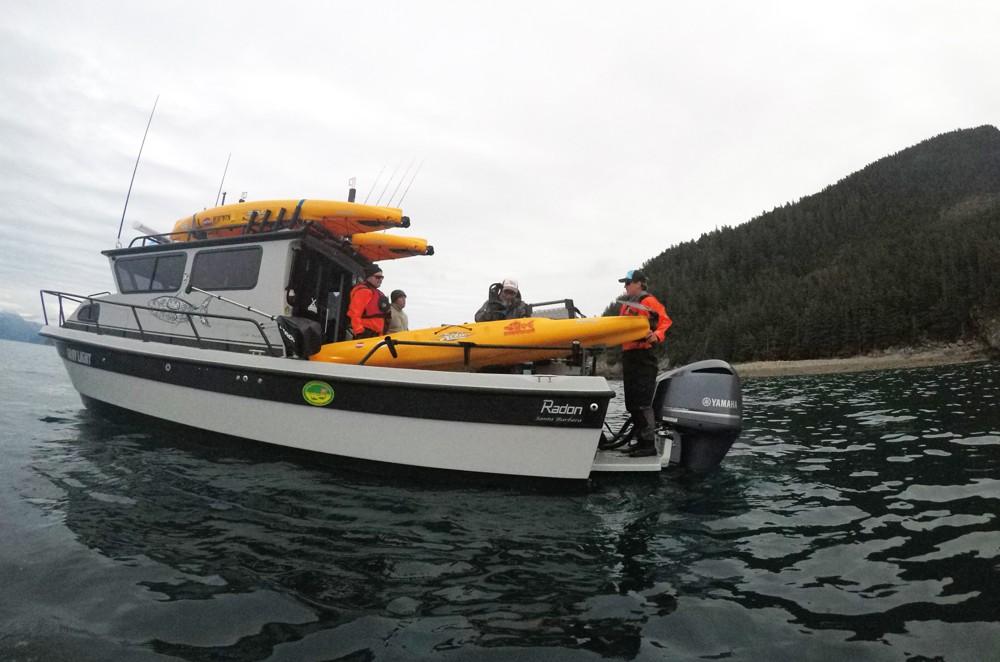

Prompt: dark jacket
[{"left": 475, "top": 283, "right": 532, "bottom": 322}]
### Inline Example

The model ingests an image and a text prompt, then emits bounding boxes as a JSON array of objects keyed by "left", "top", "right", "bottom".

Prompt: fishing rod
[
  {"left": 363, "top": 159, "right": 389, "bottom": 204},
  {"left": 375, "top": 159, "right": 403, "bottom": 206},
  {"left": 387, "top": 158, "right": 415, "bottom": 207},
  {"left": 185, "top": 284, "right": 276, "bottom": 320},
  {"left": 396, "top": 159, "right": 424, "bottom": 206},
  {"left": 116, "top": 94, "right": 159, "bottom": 248},
  {"left": 616, "top": 299, "right": 654, "bottom": 312},
  {"left": 214, "top": 153, "right": 231, "bottom": 206}
]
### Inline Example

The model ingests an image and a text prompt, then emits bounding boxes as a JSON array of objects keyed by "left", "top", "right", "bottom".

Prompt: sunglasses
[{"left": 371, "top": 275, "right": 384, "bottom": 280}]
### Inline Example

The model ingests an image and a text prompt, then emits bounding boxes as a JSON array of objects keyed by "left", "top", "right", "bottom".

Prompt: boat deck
[{"left": 590, "top": 436, "right": 679, "bottom": 473}]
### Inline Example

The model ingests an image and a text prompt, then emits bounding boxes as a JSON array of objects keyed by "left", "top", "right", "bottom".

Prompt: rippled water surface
[{"left": 1, "top": 339, "right": 998, "bottom": 660}]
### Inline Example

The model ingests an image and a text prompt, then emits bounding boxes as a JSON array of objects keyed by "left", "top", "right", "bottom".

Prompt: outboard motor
[
  {"left": 653, "top": 359, "right": 743, "bottom": 471},
  {"left": 277, "top": 316, "right": 323, "bottom": 359}
]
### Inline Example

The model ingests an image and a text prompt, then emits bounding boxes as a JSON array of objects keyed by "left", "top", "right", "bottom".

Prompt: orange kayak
[
  {"left": 310, "top": 316, "right": 650, "bottom": 371},
  {"left": 171, "top": 199, "right": 407, "bottom": 240}
]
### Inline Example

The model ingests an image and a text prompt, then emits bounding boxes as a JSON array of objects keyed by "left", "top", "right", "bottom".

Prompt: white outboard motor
[{"left": 653, "top": 359, "right": 743, "bottom": 471}]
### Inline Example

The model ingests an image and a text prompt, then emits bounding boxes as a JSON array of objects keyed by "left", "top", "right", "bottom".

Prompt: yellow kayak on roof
[
  {"left": 171, "top": 199, "right": 407, "bottom": 240},
  {"left": 309, "top": 316, "right": 651, "bottom": 371},
  {"left": 349, "top": 233, "right": 433, "bottom": 261}
]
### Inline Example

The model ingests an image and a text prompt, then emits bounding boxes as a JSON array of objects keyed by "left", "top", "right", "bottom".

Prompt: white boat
[{"left": 40, "top": 209, "right": 743, "bottom": 482}]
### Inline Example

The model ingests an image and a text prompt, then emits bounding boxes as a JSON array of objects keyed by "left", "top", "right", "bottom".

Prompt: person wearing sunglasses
[
  {"left": 617, "top": 268, "right": 672, "bottom": 457},
  {"left": 347, "top": 264, "right": 391, "bottom": 339}
]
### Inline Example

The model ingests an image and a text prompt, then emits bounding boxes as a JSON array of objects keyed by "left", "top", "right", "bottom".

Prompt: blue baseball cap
[{"left": 618, "top": 269, "right": 647, "bottom": 283}]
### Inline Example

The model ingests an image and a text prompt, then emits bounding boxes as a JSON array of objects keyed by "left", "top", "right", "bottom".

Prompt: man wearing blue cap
[{"left": 617, "top": 268, "right": 672, "bottom": 457}]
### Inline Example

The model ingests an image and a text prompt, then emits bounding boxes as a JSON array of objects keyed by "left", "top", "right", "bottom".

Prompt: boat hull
[
  {"left": 45, "top": 329, "right": 613, "bottom": 480},
  {"left": 310, "top": 316, "right": 651, "bottom": 370}
]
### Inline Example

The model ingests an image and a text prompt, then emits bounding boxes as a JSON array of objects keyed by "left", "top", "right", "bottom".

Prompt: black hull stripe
[{"left": 55, "top": 340, "right": 612, "bottom": 429}]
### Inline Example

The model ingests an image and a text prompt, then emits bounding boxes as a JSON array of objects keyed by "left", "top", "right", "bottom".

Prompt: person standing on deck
[
  {"left": 386, "top": 289, "right": 409, "bottom": 334},
  {"left": 617, "top": 268, "right": 672, "bottom": 457},
  {"left": 347, "top": 264, "right": 390, "bottom": 339}
]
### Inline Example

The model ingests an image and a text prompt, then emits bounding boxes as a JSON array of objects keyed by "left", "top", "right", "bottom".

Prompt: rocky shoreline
[
  {"left": 731, "top": 342, "right": 993, "bottom": 378},
  {"left": 597, "top": 342, "right": 995, "bottom": 379}
]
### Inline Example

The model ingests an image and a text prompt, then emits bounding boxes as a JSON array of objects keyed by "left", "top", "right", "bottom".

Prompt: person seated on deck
[
  {"left": 347, "top": 264, "right": 390, "bottom": 339},
  {"left": 474, "top": 278, "right": 532, "bottom": 322}
]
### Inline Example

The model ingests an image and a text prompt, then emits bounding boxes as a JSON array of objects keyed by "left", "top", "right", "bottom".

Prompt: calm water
[{"left": 1, "top": 339, "right": 998, "bottom": 661}]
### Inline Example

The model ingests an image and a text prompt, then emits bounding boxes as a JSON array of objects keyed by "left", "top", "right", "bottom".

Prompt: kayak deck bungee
[
  {"left": 171, "top": 199, "right": 408, "bottom": 241},
  {"left": 349, "top": 233, "right": 434, "bottom": 261},
  {"left": 309, "top": 316, "right": 651, "bottom": 371}
]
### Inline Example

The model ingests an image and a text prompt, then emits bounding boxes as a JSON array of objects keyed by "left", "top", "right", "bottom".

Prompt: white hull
[
  {"left": 40, "top": 223, "right": 741, "bottom": 479},
  {"left": 50, "top": 328, "right": 609, "bottom": 480}
]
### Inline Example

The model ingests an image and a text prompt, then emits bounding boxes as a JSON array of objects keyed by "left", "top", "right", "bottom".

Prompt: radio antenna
[
  {"left": 396, "top": 160, "right": 424, "bottom": 207},
  {"left": 363, "top": 159, "right": 388, "bottom": 204},
  {"left": 214, "top": 153, "right": 231, "bottom": 206},
  {"left": 387, "top": 158, "right": 415, "bottom": 207},
  {"left": 375, "top": 159, "right": 403, "bottom": 206},
  {"left": 116, "top": 94, "right": 159, "bottom": 248}
]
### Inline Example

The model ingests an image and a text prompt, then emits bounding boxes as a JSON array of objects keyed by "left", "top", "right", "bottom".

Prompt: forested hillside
[
  {"left": 0, "top": 312, "right": 46, "bottom": 344},
  {"left": 617, "top": 126, "right": 1000, "bottom": 365}
]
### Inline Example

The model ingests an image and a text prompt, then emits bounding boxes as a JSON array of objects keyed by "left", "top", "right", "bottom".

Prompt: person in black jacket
[{"left": 474, "top": 278, "right": 531, "bottom": 322}]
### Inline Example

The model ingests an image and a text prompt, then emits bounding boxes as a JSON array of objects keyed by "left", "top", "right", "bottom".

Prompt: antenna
[
  {"left": 214, "top": 153, "right": 231, "bottom": 206},
  {"left": 116, "top": 94, "right": 159, "bottom": 248},
  {"left": 396, "top": 160, "right": 424, "bottom": 207},
  {"left": 387, "top": 158, "right": 415, "bottom": 207},
  {"left": 364, "top": 160, "right": 389, "bottom": 204}
]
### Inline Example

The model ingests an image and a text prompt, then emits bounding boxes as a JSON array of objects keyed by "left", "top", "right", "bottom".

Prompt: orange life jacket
[
  {"left": 619, "top": 292, "right": 672, "bottom": 351},
  {"left": 349, "top": 282, "right": 390, "bottom": 335}
]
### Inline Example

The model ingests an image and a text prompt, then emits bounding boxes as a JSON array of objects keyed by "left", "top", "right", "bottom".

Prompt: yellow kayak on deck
[
  {"left": 309, "top": 316, "right": 651, "bottom": 371},
  {"left": 171, "top": 199, "right": 407, "bottom": 240},
  {"left": 349, "top": 233, "right": 433, "bottom": 261}
]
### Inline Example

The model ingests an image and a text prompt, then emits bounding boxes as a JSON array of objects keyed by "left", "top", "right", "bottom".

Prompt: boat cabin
[{"left": 61, "top": 225, "right": 370, "bottom": 357}]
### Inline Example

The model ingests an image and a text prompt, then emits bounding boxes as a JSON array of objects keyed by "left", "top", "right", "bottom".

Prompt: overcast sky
[{"left": 3, "top": 1, "right": 998, "bottom": 329}]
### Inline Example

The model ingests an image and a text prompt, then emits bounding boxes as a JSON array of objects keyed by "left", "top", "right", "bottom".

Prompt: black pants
[
  {"left": 622, "top": 349, "right": 658, "bottom": 442},
  {"left": 622, "top": 349, "right": 658, "bottom": 412}
]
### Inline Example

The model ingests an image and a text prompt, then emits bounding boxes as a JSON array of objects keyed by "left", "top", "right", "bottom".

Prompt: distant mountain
[
  {"left": 611, "top": 125, "right": 1000, "bottom": 365},
  {"left": 0, "top": 311, "right": 48, "bottom": 344}
]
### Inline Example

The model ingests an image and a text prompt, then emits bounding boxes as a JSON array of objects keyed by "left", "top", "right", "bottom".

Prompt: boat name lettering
[
  {"left": 66, "top": 348, "right": 92, "bottom": 366},
  {"left": 702, "top": 397, "right": 738, "bottom": 409},
  {"left": 540, "top": 400, "right": 583, "bottom": 416}
]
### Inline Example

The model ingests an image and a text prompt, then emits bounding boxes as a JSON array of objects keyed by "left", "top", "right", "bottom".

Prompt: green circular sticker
[{"left": 302, "top": 380, "right": 334, "bottom": 406}]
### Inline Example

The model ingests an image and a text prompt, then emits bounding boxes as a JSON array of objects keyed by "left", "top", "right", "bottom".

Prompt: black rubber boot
[{"left": 627, "top": 408, "right": 658, "bottom": 457}]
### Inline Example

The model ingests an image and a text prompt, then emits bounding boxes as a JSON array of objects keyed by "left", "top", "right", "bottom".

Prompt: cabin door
[{"left": 286, "top": 248, "right": 354, "bottom": 343}]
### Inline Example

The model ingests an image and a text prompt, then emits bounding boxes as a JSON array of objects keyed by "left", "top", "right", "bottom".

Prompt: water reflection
[{"left": 23, "top": 360, "right": 1000, "bottom": 660}]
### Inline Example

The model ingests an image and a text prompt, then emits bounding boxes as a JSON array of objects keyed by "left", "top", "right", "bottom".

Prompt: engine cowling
[
  {"left": 277, "top": 315, "right": 323, "bottom": 359},
  {"left": 653, "top": 359, "right": 743, "bottom": 471}
]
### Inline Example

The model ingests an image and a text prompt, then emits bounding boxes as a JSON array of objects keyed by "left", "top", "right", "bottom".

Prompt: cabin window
[
  {"left": 115, "top": 253, "right": 187, "bottom": 293},
  {"left": 190, "top": 247, "right": 262, "bottom": 291}
]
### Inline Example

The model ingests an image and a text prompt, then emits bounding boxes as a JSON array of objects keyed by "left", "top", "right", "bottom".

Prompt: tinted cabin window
[
  {"left": 191, "top": 247, "right": 262, "bottom": 291},
  {"left": 115, "top": 254, "right": 186, "bottom": 293}
]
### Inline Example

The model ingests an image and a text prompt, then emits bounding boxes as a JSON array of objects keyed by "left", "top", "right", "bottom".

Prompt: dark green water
[{"left": 1, "top": 339, "right": 998, "bottom": 661}]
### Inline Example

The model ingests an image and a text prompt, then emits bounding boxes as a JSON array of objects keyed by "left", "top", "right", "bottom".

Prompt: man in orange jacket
[
  {"left": 617, "top": 268, "right": 672, "bottom": 457},
  {"left": 347, "top": 264, "right": 390, "bottom": 339}
]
